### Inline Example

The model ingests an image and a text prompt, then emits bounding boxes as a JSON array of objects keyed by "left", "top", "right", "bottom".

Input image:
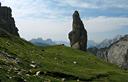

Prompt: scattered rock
[
  {"left": 0, "top": 50, "right": 20, "bottom": 65},
  {"left": 68, "top": 11, "right": 87, "bottom": 51},
  {"left": 9, "top": 77, "right": 12, "bottom": 79},
  {"left": 31, "top": 61, "right": 35, "bottom": 64},
  {"left": 61, "top": 78, "right": 65, "bottom": 81},
  {"left": 30, "top": 64, "right": 36, "bottom": 68},
  {"left": 77, "top": 79, "right": 80, "bottom": 82},
  {"left": 73, "top": 61, "right": 77, "bottom": 64},
  {"left": 26, "top": 74, "right": 30, "bottom": 77},
  {"left": 36, "top": 71, "right": 40, "bottom": 76},
  {"left": 17, "top": 71, "right": 22, "bottom": 75}
]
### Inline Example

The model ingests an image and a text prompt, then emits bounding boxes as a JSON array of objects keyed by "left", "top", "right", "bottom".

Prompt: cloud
[
  {"left": 53, "top": 0, "right": 128, "bottom": 9},
  {"left": 1, "top": 0, "right": 68, "bottom": 20},
  {"left": 85, "top": 16, "right": 128, "bottom": 32},
  {"left": 16, "top": 19, "right": 71, "bottom": 41},
  {"left": 97, "top": 0, "right": 128, "bottom": 9},
  {"left": 53, "top": 0, "right": 98, "bottom": 9},
  {"left": 1, "top": 0, "right": 128, "bottom": 42},
  {"left": 16, "top": 16, "right": 128, "bottom": 41},
  {"left": 1, "top": 0, "right": 128, "bottom": 20}
]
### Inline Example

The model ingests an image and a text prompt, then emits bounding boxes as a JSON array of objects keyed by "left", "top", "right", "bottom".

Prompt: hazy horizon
[{"left": 1, "top": 0, "right": 128, "bottom": 43}]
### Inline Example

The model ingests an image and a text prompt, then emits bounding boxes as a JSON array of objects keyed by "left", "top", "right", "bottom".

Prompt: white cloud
[
  {"left": 53, "top": 0, "right": 98, "bottom": 8},
  {"left": 85, "top": 16, "right": 128, "bottom": 32},
  {"left": 1, "top": 0, "right": 128, "bottom": 42},
  {"left": 16, "top": 16, "right": 128, "bottom": 41},
  {"left": 1, "top": 0, "right": 128, "bottom": 21},
  {"left": 1, "top": 0, "right": 66, "bottom": 20},
  {"left": 100, "top": 0, "right": 128, "bottom": 9},
  {"left": 16, "top": 19, "right": 72, "bottom": 41},
  {"left": 53, "top": 0, "right": 128, "bottom": 9}
]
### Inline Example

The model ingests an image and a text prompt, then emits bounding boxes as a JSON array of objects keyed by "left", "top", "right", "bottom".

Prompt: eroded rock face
[
  {"left": 68, "top": 11, "right": 87, "bottom": 51},
  {"left": 90, "top": 35, "right": 128, "bottom": 69},
  {"left": 0, "top": 2, "right": 19, "bottom": 36},
  {"left": 107, "top": 35, "right": 128, "bottom": 69}
]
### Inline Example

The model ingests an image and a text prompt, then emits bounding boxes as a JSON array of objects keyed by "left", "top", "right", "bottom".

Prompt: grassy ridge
[{"left": 0, "top": 36, "right": 128, "bottom": 82}]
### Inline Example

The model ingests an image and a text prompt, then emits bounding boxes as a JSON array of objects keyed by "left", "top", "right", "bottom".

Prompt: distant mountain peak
[
  {"left": 30, "top": 38, "right": 70, "bottom": 46},
  {"left": 97, "top": 34, "right": 123, "bottom": 48}
]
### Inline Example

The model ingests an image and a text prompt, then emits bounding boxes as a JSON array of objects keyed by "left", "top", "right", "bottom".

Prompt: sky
[{"left": 1, "top": 0, "right": 128, "bottom": 43}]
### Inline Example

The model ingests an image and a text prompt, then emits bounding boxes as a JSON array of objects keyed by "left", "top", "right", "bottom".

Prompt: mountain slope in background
[
  {"left": 87, "top": 40, "right": 98, "bottom": 48},
  {"left": 30, "top": 38, "right": 56, "bottom": 46},
  {"left": 97, "top": 35, "right": 122, "bottom": 48},
  {"left": 30, "top": 38, "right": 70, "bottom": 46},
  {"left": 0, "top": 36, "right": 128, "bottom": 82},
  {"left": 30, "top": 38, "right": 98, "bottom": 48},
  {"left": 89, "top": 34, "right": 128, "bottom": 69}
]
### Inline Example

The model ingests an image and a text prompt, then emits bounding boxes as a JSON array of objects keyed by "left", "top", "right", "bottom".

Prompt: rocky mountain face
[
  {"left": 68, "top": 11, "right": 87, "bottom": 51},
  {"left": 107, "top": 35, "right": 128, "bottom": 69},
  {"left": 0, "top": 3, "right": 19, "bottom": 36},
  {"left": 89, "top": 35, "right": 128, "bottom": 69},
  {"left": 97, "top": 35, "right": 122, "bottom": 49}
]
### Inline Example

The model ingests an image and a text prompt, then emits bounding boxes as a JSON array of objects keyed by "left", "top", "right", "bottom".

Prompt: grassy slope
[{"left": 0, "top": 36, "right": 128, "bottom": 82}]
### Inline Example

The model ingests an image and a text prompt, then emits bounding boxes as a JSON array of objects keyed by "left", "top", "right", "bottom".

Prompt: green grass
[{"left": 0, "top": 36, "right": 128, "bottom": 82}]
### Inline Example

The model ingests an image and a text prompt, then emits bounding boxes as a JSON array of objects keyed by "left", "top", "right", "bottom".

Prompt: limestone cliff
[
  {"left": 107, "top": 35, "right": 128, "bottom": 69},
  {"left": 89, "top": 35, "right": 128, "bottom": 69}
]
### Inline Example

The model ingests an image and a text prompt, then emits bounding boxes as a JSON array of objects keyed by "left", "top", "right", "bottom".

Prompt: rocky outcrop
[
  {"left": 107, "top": 35, "right": 128, "bottom": 69},
  {"left": 97, "top": 35, "right": 122, "bottom": 49},
  {"left": 68, "top": 11, "right": 87, "bottom": 51},
  {"left": 0, "top": 2, "right": 19, "bottom": 36},
  {"left": 89, "top": 35, "right": 128, "bottom": 69}
]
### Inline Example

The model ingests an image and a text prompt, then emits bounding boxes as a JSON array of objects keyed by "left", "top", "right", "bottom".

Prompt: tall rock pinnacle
[
  {"left": 0, "top": 2, "right": 19, "bottom": 36},
  {"left": 68, "top": 11, "right": 87, "bottom": 51}
]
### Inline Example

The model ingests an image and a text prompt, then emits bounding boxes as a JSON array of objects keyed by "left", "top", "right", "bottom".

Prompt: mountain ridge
[{"left": 89, "top": 34, "right": 128, "bottom": 69}]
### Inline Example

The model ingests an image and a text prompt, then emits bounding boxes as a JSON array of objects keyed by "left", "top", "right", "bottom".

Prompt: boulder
[{"left": 68, "top": 11, "right": 87, "bottom": 51}]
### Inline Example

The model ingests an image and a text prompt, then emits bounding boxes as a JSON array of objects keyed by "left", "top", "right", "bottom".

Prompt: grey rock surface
[
  {"left": 107, "top": 35, "right": 128, "bottom": 69},
  {"left": 89, "top": 35, "right": 128, "bottom": 69},
  {"left": 68, "top": 11, "right": 87, "bottom": 51},
  {"left": 97, "top": 35, "right": 122, "bottom": 49}
]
